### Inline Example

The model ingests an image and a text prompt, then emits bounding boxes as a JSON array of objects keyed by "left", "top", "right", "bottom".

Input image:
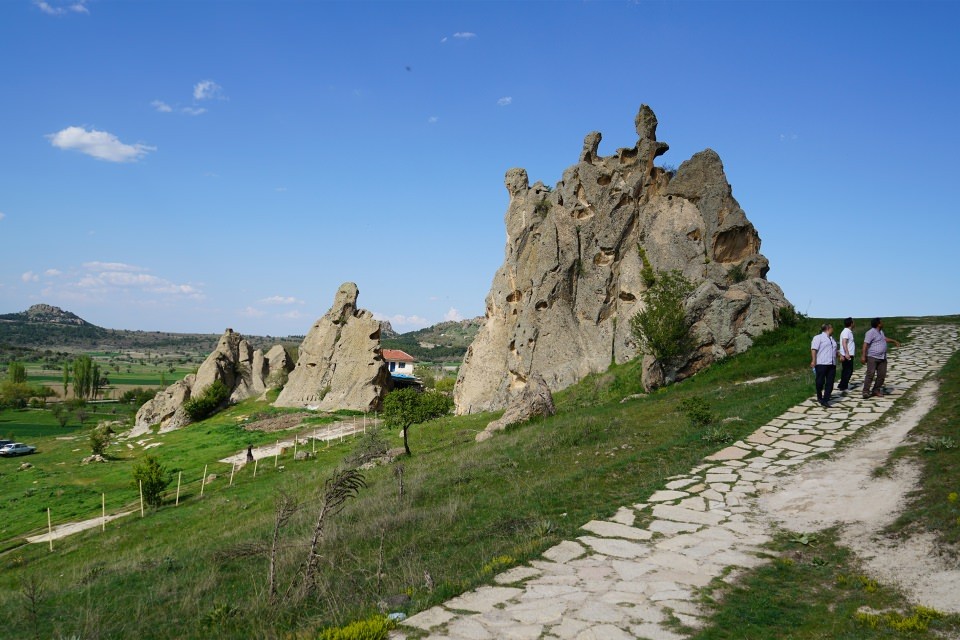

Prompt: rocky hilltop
[
  {"left": 133, "top": 329, "right": 292, "bottom": 433},
  {"left": 454, "top": 105, "right": 789, "bottom": 414},
  {"left": 274, "top": 282, "right": 391, "bottom": 412},
  {"left": 0, "top": 304, "right": 91, "bottom": 326}
]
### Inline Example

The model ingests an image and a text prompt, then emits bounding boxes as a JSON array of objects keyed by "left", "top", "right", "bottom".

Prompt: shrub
[
  {"left": 89, "top": 426, "right": 111, "bottom": 456},
  {"left": 317, "top": 615, "right": 394, "bottom": 640},
  {"left": 435, "top": 377, "right": 456, "bottom": 395},
  {"left": 679, "top": 397, "right": 716, "bottom": 427},
  {"left": 183, "top": 380, "right": 230, "bottom": 422},
  {"left": 701, "top": 426, "right": 733, "bottom": 444},
  {"left": 534, "top": 196, "right": 551, "bottom": 217},
  {"left": 777, "top": 305, "right": 804, "bottom": 328},
  {"left": 637, "top": 245, "right": 656, "bottom": 288},
  {"left": 132, "top": 455, "right": 170, "bottom": 508},
  {"left": 727, "top": 263, "right": 747, "bottom": 284},
  {"left": 630, "top": 269, "right": 696, "bottom": 368}
]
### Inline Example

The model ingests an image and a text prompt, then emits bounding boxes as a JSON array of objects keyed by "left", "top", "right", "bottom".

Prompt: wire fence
[{"left": 11, "top": 415, "right": 379, "bottom": 552}]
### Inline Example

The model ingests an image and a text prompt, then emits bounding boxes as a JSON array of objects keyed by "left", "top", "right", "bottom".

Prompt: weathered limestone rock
[
  {"left": 476, "top": 374, "right": 555, "bottom": 442},
  {"left": 274, "top": 283, "right": 392, "bottom": 412},
  {"left": 133, "top": 329, "right": 293, "bottom": 433},
  {"left": 455, "top": 105, "right": 789, "bottom": 413}
]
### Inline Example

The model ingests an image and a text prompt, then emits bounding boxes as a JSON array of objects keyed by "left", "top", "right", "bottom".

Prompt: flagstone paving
[{"left": 398, "top": 325, "right": 959, "bottom": 640}]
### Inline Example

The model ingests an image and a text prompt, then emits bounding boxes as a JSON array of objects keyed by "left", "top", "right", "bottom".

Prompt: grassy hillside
[
  {"left": 382, "top": 317, "right": 482, "bottom": 363},
  {"left": 0, "top": 315, "right": 952, "bottom": 639}
]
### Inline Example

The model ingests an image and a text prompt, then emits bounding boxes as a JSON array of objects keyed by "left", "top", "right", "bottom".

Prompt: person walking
[
  {"left": 861, "top": 317, "right": 901, "bottom": 398},
  {"left": 837, "top": 317, "right": 856, "bottom": 393},
  {"left": 810, "top": 323, "right": 838, "bottom": 407},
  {"left": 246, "top": 444, "right": 254, "bottom": 463}
]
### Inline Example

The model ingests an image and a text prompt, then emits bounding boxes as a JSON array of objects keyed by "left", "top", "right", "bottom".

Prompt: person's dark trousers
[
  {"left": 863, "top": 356, "right": 888, "bottom": 398},
  {"left": 815, "top": 364, "right": 836, "bottom": 404},
  {"left": 838, "top": 357, "right": 854, "bottom": 391}
]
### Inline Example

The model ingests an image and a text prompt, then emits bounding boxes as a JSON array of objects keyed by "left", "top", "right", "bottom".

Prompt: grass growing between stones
[
  {"left": 693, "top": 529, "right": 960, "bottom": 639},
  {"left": 0, "top": 316, "right": 949, "bottom": 638}
]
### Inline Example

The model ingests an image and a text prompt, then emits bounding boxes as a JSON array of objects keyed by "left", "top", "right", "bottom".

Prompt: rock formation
[
  {"left": 455, "top": 105, "right": 790, "bottom": 414},
  {"left": 476, "top": 374, "right": 555, "bottom": 442},
  {"left": 133, "top": 329, "right": 293, "bottom": 433},
  {"left": 274, "top": 282, "right": 391, "bottom": 412}
]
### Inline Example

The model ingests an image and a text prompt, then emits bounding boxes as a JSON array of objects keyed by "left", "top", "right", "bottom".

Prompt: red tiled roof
[{"left": 382, "top": 349, "right": 415, "bottom": 362}]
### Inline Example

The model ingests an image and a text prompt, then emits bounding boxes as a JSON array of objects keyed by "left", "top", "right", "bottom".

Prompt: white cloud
[
  {"left": 373, "top": 312, "right": 429, "bottom": 329},
  {"left": 82, "top": 261, "right": 144, "bottom": 272},
  {"left": 779, "top": 133, "right": 799, "bottom": 142},
  {"left": 194, "top": 80, "right": 224, "bottom": 101},
  {"left": 427, "top": 115, "right": 439, "bottom": 124},
  {"left": 443, "top": 307, "right": 464, "bottom": 322},
  {"left": 45, "top": 269, "right": 62, "bottom": 276},
  {"left": 497, "top": 96, "right": 513, "bottom": 107},
  {"left": 180, "top": 106, "right": 207, "bottom": 116},
  {"left": 151, "top": 100, "right": 173, "bottom": 113},
  {"left": 279, "top": 310, "right": 305, "bottom": 320},
  {"left": 239, "top": 306, "right": 265, "bottom": 318},
  {"left": 34, "top": 0, "right": 88, "bottom": 16},
  {"left": 440, "top": 37, "right": 448, "bottom": 43},
  {"left": 44, "top": 261, "right": 204, "bottom": 303},
  {"left": 453, "top": 32, "right": 476, "bottom": 39},
  {"left": 21, "top": 271, "right": 39, "bottom": 283},
  {"left": 260, "top": 295, "right": 303, "bottom": 305},
  {"left": 0, "top": 212, "right": 5, "bottom": 222},
  {"left": 47, "top": 126, "right": 155, "bottom": 163}
]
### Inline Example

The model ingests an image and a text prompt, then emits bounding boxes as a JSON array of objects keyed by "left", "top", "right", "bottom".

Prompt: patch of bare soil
[
  {"left": 759, "top": 380, "right": 960, "bottom": 614},
  {"left": 241, "top": 412, "right": 312, "bottom": 433}
]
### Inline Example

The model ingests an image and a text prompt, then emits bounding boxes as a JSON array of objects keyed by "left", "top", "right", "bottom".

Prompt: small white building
[{"left": 383, "top": 349, "right": 415, "bottom": 377}]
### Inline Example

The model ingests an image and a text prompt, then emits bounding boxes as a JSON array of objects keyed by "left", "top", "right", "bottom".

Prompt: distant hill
[
  {"left": 382, "top": 317, "right": 484, "bottom": 363},
  {"left": 0, "top": 304, "right": 287, "bottom": 355},
  {"left": 0, "top": 303, "right": 481, "bottom": 364}
]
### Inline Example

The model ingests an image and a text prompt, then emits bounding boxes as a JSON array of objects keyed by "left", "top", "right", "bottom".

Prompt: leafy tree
[
  {"left": 52, "top": 404, "right": 69, "bottom": 428},
  {"left": 435, "top": 377, "right": 456, "bottom": 395},
  {"left": 91, "top": 363, "right": 101, "bottom": 400},
  {"left": 382, "top": 388, "right": 453, "bottom": 456},
  {"left": 132, "top": 455, "right": 170, "bottom": 508},
  {"left": 72, "top": 356, "right": 94, "bottom": 400},
  {"left": 7, "top": 361, "right": 27, "bottom": 384},
  {"left": 630, "top": 269, "right": 696, "bottom": 372},
  {"left": 62, "top": 363, "right": 69, "bottom": 397}
]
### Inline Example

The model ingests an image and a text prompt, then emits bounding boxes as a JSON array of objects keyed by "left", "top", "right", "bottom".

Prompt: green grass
[
  {"left": 886, "top": 348, "right": 960, "bottom": 555},
  {"left": 0, "top": 315, "right": 953, "bottom": 639},
  {"left": 693, "top": 529, "right": 960, "bottom": 639}
]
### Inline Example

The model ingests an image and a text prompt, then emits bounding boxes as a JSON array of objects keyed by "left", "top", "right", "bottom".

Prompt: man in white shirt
[
  {"left": 810, "top": 323, "right": 838, "bottom": 407},
  {"left": 837, "top": 317, "right": 856, "bottom": 393}
]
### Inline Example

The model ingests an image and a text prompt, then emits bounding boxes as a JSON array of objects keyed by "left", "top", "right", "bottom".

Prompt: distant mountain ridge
[{"left": 0, "top": 303, "right": 481, "bottom": 363}]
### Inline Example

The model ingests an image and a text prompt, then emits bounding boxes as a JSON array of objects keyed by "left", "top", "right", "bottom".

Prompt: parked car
[
  {"left": 0, "top": 443, "right": 36, "bottom": 457},
  {"left": 0, "top": 440, "right": 13, "bottom": 448}
]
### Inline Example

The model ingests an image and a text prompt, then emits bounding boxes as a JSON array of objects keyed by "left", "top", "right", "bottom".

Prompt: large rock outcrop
[
  {"left": 274, "top": 283, "right": 391, "bottom": 412},
  {"left": 133, "top": 329, "right": 293, "bottom": 433},
  {"left": 455, "top": 105, "right": 790, "bottom": 414},
  {"left": 476, "top": 374, "right": 555, "bottom": 442}
]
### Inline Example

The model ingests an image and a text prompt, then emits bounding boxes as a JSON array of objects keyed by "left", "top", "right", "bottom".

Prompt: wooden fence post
[
  {"left": 253, "top": 458, "right": 259, "bottom": 478},
  {"left": 229, "top": 463, "right": 236, "bottom": 486},
  {"left": 274, "top": 440, "right": 279, "bottom": 467},
  {"left": 200, "top": 464, "right": 208, "bottom": 497},
  {"left": 47, "top": 508, "right": 53, "bottom": 552},
  {"left": 139, "top": 480, "right": 144, "bottom": 517},
  {"left": 101, "top": 493, "right": 106, "bottom": 532},
  {"left": 175, "top": 471, "right": 182, "bottom": 506}
]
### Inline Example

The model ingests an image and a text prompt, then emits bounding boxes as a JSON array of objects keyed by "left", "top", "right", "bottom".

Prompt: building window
[
  {"left": 389, "top": 362, "right": 395, "bottom": 372},
  {"left": 399, "top": 362, "right": 406, "bottom": 369}
]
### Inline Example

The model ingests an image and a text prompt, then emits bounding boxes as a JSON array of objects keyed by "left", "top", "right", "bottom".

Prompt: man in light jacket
[
  {"left": 837, "top": 317, "right": 856, "bottom": 393},
  {"left": 861, "top": 317, "right": 901, "bottom": 398},
  {"left": 810, "top": 323, "right": 838, "bottom": 407}
]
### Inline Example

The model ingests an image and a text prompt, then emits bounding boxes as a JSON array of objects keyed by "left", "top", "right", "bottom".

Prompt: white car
[{"left": 0, "top": 443, "right": 36, "bottom": 457}]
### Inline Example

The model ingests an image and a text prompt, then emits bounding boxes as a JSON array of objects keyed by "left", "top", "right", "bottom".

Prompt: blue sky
[{"left": 1, "top": 0, "right": 957, "bottom": 335}]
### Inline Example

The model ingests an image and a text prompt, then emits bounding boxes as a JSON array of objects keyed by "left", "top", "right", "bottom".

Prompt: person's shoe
[
  {"left": 872, "top": 391, "right": 885, "bottom": 398},
  {"left": 837, "top": 390, "right": 847, "bottom": 396}
]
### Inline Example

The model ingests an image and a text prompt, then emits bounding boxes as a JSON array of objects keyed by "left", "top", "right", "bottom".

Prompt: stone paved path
[{"left": 398, "top": 324, "right": 959, "bottom": 640}]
